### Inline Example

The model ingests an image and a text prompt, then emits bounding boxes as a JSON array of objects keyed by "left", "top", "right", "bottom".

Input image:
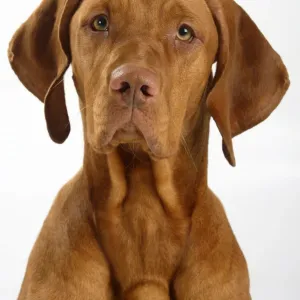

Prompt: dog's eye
[
  {"left": 91, "top": 15, "right": 109, "bottom": 31},
  {"left": 177, "top": 24, "right": 195, "bottom": 42}
]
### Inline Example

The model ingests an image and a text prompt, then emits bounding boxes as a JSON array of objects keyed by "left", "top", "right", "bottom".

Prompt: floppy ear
[
  {"left": 205, "top": 0, "right": 290, "bottom": 166},
  {"left": 8, "top": 0, "right": 80, "bottom": 143}
]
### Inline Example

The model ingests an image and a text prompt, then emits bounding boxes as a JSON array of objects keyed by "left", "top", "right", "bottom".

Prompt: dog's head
[{"left": 8, "top": 0, "right": 289, "bottom": 165}]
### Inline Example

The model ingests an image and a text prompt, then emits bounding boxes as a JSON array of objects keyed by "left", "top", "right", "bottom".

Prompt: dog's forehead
[{"left": 78, "top": 0, "right": 211, "bottom": 19}]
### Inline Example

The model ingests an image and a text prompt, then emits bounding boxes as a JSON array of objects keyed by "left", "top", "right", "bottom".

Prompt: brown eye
[
  {"left": 91, "top": 15, "right": 109, "bottom": 31},
  {"left": 177, "top": 24, "right": 195, "bottom": 42}
]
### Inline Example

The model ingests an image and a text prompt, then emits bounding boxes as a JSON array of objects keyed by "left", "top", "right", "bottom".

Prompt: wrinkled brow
[
  {"left": 78, "top": 0, "right": 201, "bottom": 20},
  {"left": 161, "top": 0, "right": 199, "bottom": 18}
]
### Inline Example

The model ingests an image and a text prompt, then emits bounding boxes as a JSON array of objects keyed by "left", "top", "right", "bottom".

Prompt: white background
[{"left": 0, "top": 0, "right": 299, "bottom": 299}]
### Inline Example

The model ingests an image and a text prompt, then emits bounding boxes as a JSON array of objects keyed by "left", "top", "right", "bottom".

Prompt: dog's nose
[{"left": 110, "top": 64, "right": 159, "bottom": 107}]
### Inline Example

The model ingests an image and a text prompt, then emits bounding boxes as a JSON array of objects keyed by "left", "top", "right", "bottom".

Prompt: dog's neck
[{"left": 82, "top": 101, "right": 210, "bottom": 215}]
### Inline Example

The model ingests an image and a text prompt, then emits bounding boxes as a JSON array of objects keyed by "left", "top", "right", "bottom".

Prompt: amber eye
[
  {"left": 91, "top": 15, "right": 109, "bottom": 31},
  {"left": 177, "top": 24, "right": 195, "bottom": 42}
]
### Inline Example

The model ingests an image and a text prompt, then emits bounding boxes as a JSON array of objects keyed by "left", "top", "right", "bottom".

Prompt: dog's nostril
[
  {"left": 140, "top": 85, "right": 152, "bottom": 97},
  {"left": 118, "top": 81, "right": 130, "bottom": 93}
]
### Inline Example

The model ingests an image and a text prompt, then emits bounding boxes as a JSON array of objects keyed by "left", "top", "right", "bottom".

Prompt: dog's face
[
  {"left": 8, "top": 0, "right": 289, "bottom": 165},
  {"left": 70, "top": 0, "right": 218, "bottom": 158}
]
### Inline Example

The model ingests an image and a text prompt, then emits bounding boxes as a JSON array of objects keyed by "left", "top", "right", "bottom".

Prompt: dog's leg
[
  {"left": 17, "top": 172, "right": 115, "bottom": 300},
  {"left": 172, "top": 190, "right": 251, "bottom": 300}
]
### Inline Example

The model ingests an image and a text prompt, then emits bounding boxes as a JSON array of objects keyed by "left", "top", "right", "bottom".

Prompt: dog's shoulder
[{"left": 17, "top": 170, "right": 112, "bottom": 300}]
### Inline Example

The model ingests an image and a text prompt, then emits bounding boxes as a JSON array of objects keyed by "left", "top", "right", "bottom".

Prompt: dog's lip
[
  {"left": 111, "top": 123, "right": 144, "bottom": 144},
  {"left": 122, "top": 123, "right": 140, "bottom": 133}
]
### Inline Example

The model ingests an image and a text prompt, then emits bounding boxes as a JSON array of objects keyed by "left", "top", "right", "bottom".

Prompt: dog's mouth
[
  {"left": 90, "top": 106, "right": 174, "bottom": 159},
  {"left": 91, "top": 121, "right": 171, "bottom": 160},
  {"left": 111, "top": 123, "right": 144, "bottom": 145},
  {"left": 110, "top": 122, "right": 162, "bottom": 158}
]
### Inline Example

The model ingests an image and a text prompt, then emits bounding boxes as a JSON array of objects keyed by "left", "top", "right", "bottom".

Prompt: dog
[{"left": 8, "top": 0, "right": 290, "bottom": 299}]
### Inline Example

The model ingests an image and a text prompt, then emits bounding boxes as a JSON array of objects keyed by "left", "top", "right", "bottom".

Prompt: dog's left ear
[
  {"left": 8, "top": 0, "right": 80, "bottom": 143},
  {"left": 205, "top": 0, "right": 290, "bottom": 166}
]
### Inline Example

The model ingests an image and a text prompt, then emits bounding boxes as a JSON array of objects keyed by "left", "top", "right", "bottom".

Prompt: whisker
[
  {"left": 170, "top": 118, "right": 198, "bottom": 172},
  {"left": 51, "top": 77, "right": 64, "bottom": 90},
  {"left": 180, "top": 134, "right": 198, "bottom": 172},
  {"left": 78, "top": 104, "right": 93, "bottom": 114},
  {"left": 63, "top": 104, "right": 93, "bottom": 130}
]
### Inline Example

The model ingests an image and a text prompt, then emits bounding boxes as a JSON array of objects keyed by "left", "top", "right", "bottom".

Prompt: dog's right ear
[{"left": 8, "top": 0, "right": 80, "bottom": 143}]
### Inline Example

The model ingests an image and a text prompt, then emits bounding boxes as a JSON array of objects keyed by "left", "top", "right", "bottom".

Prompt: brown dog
[{"left": 8, "top": 0, "right": 289, "bottom": 299}]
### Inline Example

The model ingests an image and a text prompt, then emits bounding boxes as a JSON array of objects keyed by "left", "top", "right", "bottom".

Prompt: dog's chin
[{"left": 90, "top": 124, "right": 176, "bottom": 160}]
